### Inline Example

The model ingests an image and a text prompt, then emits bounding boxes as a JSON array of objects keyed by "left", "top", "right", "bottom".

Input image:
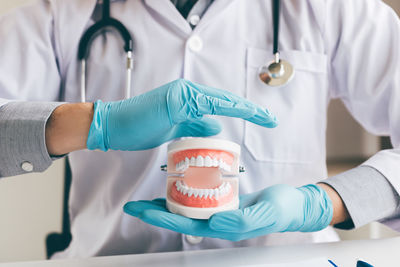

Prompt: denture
[
  {"left": 164, "top": 138, "right": 241, "bottom": 219},
  {"left": 173, "top": 149, "right": 234, "bottom": 172}
]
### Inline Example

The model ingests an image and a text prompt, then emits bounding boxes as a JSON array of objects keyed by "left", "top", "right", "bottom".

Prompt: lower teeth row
[{"left": 175, "top": 180, "right": 231, "bottom": 199}]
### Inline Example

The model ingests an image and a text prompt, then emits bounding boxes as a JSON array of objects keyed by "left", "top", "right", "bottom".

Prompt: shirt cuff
[
  {"left": 320, "top": 166, "right": 399, "bottom": 230},
  {"left": 0, "top": 101, "right": 64, "bottom": 177}
]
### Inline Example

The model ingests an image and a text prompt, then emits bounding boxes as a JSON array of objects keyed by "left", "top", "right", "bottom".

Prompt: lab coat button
[
  {"left": 21, "top": 161, "right": 33, "bottom": 172},
  {"left": 189, "top": 14, "right": 200, "bottom": 26},
  {"left": 187, "top": 35, "right": 203, "bottom": 52},
  {"left": 185, "top": 235, "right": 203, "bottom": 245}
]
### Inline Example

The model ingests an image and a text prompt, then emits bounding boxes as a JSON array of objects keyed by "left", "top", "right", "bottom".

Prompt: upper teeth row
[
  {"left": 175, "top": 156, "right": 232, "bottom": 172},
  {"left": 175, "top": 180, "right": 231, "bottom": 199}
]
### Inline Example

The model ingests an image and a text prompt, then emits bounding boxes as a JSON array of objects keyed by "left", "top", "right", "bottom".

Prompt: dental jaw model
[{"left": 164, "top": 138, "right": 241, "bottom": 219}]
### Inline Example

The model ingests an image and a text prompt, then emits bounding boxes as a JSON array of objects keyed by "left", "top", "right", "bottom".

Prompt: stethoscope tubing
[
  {"left": 78, "top": 0, "right": 133, "bottom": 102},
  {"left": 78, "top": 0, "right": 293, "bottom": 103},
  {"left": 272, "top": 0, "right": 280, "bottom": 56}
]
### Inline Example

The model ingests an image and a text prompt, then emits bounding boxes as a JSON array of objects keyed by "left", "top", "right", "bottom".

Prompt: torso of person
[{"left": 52, "top": 0, "right": 338, "bottom": 258}]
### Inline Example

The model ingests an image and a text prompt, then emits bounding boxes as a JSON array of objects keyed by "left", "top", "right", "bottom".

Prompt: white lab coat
[{"left": 0, "top": 0, "right": 399, "bottom": 258}]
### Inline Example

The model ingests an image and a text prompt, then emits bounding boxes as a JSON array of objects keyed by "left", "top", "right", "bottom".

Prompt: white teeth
[
  {"left": 207, "top": 189, "right": 212, "bottom": 198},
  {"left": 214, "top": 189, "right": 219, "bottom": 199},
  {"left": 204, "top": 156, "right": 212, "bottom": 167},
  {"left": 212, "top": 158, "right": 219, "bottom": 167},
  {"left": 196, "top": 156, "right": 204, "bottom": 167},
  {"left": 175, "top": 181, "right": 231, "bottom": 199},
  {"left": 175, "top": 156, "right": 232, "bottom": 172},
  {"left": 200, "top": 189, "right": 205, "bottom": 198},
  {"left": 219, "top": 161, "right": 232, "bottom": 172},
  {"left": 175, "top": 158, "right": 190, "bottom": 172}
]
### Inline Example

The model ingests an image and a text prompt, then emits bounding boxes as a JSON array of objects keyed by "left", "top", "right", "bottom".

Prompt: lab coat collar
[
  {"left": 193, "top": 0, "right": 236, "bottom": 32},
  {"left": 144, "top": 0, "right": 236, "bottom": 36},
  {"left": 144, "top": 0, "right": 192, "bottom": 35}
]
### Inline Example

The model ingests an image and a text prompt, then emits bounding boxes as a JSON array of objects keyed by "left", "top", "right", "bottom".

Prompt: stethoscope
[
  {"left": 258, "top": 0, "right": 294, "bottom": 87},
  {"left": 78, "top": 0, "right": 133, "bottom": 102},
  {"left": 77, "top": 0, "right": 293, "bottom": 102}
]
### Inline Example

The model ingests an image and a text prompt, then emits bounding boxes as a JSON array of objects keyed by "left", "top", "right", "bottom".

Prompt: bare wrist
[
  {"left": 45, "top": 103, "right": 94, "bottom": 156},
  {"left": 317, "top": 183, "right": 350, "bottom": 225}
]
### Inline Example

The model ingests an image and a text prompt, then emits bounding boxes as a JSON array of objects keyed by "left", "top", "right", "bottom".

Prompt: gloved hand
[
  {"left": 87, "top": 79, "right": 277, "bottom": 151},
  {"left": 123, "top": 184, "right": 333, "bottom": 241}
]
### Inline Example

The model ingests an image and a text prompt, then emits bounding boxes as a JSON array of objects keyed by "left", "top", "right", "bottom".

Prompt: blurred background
[{"left": 0, "top": 0, "right": 399, "bottom": 263}]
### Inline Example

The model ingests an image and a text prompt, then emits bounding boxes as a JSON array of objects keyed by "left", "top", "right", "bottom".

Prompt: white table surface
[{"left": 2, "top": 237, "right": 400, "bottom": 267}]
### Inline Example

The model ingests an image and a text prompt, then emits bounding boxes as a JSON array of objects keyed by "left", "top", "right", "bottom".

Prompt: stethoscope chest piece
[
  {"left": 258, "top": 58, "right": 294, "bottom": 87},
  {"left": 259, "top": 0, "right": 295, "bottom": 87}
]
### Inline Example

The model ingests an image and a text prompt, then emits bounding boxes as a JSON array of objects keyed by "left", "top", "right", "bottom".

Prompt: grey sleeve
[
  {"left": 320, "top": 166, "right": 400, "bottom": 230},
  {"left": 0, "top": 101, "right": 64, "bottom": 177}
]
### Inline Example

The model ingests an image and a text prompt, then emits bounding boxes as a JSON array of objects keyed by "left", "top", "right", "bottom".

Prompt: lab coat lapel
[
  {"left": 144, "top": 0, "right": 192, "bottom": 35},
  {"left": 54, "top": 0, "right": 98, "bottom": 74},
  {"left": 193, "top": 0, "right": 237, "bottom": 32}
]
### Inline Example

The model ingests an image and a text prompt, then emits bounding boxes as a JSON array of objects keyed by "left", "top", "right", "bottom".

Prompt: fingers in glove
[
  {"left": 174, "top": 117, "right": 222, "bottom": 138},
  {"left": 123, "top": 200, "right": 167, "bottom": 217},
  {"left": 209, "top": 201, "right": 276, "bottom": 233},
  {"left": 187, "top": 81, "right": 278, "bottom": 128},
  {"left": 124, "top": 200, "right": 278, "bottom": 241}
]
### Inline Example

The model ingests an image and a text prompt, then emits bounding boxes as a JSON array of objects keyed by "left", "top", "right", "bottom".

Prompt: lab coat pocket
[{"left": 245, "top": 47, "right": 328, "bottom": 164}]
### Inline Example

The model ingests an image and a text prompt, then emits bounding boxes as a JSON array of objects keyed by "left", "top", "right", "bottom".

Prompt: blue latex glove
[
  {"left": 87, "top": 79, "right": 277, "bottom": 151},
  {"left": 123, "top": 184, "right": 333, "bottom": 241}
]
